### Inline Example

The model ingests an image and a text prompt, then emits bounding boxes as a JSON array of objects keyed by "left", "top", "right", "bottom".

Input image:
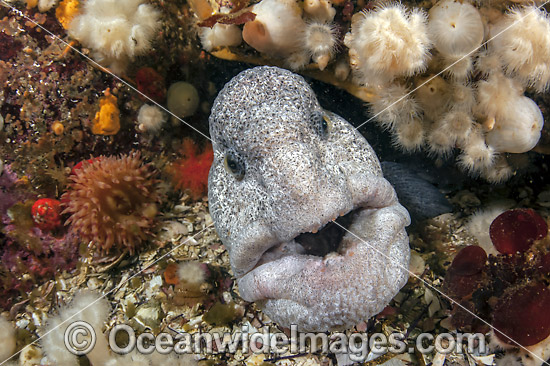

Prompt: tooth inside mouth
[
  {"left": 251, "top": 207, "right": 365, "bottom": 271},
  {"left": 294, "top": 208, "right": 360, "bottom": 257}
]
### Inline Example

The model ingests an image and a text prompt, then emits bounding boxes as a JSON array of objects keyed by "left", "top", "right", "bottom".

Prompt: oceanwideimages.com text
[{"left": 65, "top": 321, "right": 486, "bottom": 362}]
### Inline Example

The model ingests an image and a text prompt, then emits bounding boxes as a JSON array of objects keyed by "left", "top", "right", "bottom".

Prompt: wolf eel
[{"left": 208, "top": 66, "right": 411, "bottom": 332}]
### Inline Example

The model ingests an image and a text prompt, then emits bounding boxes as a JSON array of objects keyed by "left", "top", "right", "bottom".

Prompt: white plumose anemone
[
  {"left": 303, "top": 0, "right": 336, "bottom": 22},
  {"left": 475, "top": 49, "right": 503, "bottom": 77},
  {"left": 69, "top": 0, "right": 160, "bottom": 73},
  {"left": 485, "top": 95, "right": 544, "bottom": 154},
  {"left": 242, "top": 0, "right": 305, "bottom": 57},
  {"left": 302, "top": 21, "right": 339, "bottom": 70},
  {"left": 166, "top": 82, "right": 200, "bottom": 119},
  {"left": 394, "top": 118, "right": 425, "bottom": 151},
  {"left": 137, "top": 104, "right": 166, "bottom": 134},
  {"left": 476, "top": 73, "right": 544, "bottom": 153},
  {"left": 369, "top": 82, "right": 421, "bottom": 130},
  {"left": 489, "top": 6, "right": 550, "bottom": 92},
  {"left": 426, "top": 124, "right": 455, "bottom": 155},
  {"left": 450, "top": 82, "right": 476, "bottom": 112},
  {"left": 481, "top": 156, "right": 513, "bottom": 184},
  {"left": 177, "top": 261, "right": 207, "bottom": 285},
  {"left": 345, "top": 3, "right": 432, "bottom": 86},
  {"left": 42, "top": 291, "right": 111, "bottom": 366},
  {"left": 428, "top": 0, "right": 484, "bottom": 57},
  {"left": 198, "top": 23, "right": 242, "bottom": 52},
  {"left": 436, "top": 83, "right": 476, "bottom": 147},
  {"left": 442, "top": 110, "right": 474, "bottom": 144},
  {"left": 427, "top": 109, "right": 475, "bottom": 156},
  {"left": 414, "top": 75, "right": 451, "bottom": 121},
  {"left": 475, "top": 72, "right": 521, "bottom": 129},
  {"left": 441, "top": 54, "right": 474, "bottom": 80},
  {"left": 40, "top": 291, "right": 198, "bottom": 366},
  {"left": 458, "top": 126, "right": 495, "bottom": 174},
  {"left": 38, "top": 0, "right": 58, "bottom": 12},
  {"left": 0, "top": 316, "right": 16, "bottom": 362}
]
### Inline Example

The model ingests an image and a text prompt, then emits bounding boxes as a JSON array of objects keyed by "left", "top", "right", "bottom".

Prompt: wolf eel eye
[
  {"left": 224, "top": 152, "right": 245, "bottom": 180},
  {"left": 311, "top": 111, "right": 330, "bottom": 137}
]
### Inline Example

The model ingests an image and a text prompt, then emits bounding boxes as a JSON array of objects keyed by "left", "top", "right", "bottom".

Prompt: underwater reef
[
  {"left": 196, "top": 0, "right": 550, "bottom": 183},
  {"left": 0, "top": 0, "right": 550, "bottom": 365}
]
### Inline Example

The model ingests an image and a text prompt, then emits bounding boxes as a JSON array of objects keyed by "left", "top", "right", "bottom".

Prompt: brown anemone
[{"left": 62, "top": 152, "right": 159, "bottom": 254}]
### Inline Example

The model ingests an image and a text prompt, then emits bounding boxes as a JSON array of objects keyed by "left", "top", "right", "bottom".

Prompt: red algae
[
  {"left": 493, "top": 282, "right": 550, "bottom": 347},
  {"left": 444, "top": 246, "right": 487, "bottom": 300},
  {"left": 537, "top": 252, "right": 550, "bottom": 275},
  {"left": 449, "top": 245, "right": 487, "bottom": 276},
  {"left": 444, "top": 208, "right": 550, "bottom": 339},
  {"left": 135, "top": 67, "right": 166, "bottom": 103},
  {"left": 450, "top": 300, "right": 477, "bottom": 330},
  {"left": 170, "top": 139, "right": 213, "bottom": 200},
  {"left": 1, "top": 176, "right": 79, "bottom": 309},
  {"left": 0, "top": 32, "right": 23, "bottom": 61},
  {"left": 447, "top": 272, "right": 484, "bottom": 300},
  {"left": 490, "top": 208, "right": 548, "bottom": 254}
]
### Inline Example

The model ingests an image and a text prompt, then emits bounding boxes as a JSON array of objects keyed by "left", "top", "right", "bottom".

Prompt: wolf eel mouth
[
  {"left": 251, "top": 206, "right": 366, "bottom": 272},
  {"left": 293, "top": 208, "right": 359, "bottom": 257}
]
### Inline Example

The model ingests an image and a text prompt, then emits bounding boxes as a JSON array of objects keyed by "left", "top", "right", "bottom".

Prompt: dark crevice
[{"left": 294, "top": 208, "right": 359, "bottom": 257}]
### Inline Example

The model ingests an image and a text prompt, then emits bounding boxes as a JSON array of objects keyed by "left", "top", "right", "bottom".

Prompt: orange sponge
[{"left": 92, "top": 92, "right": 120, "bottom": 135}]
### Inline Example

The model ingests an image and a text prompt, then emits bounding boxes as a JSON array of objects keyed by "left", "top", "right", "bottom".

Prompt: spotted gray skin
[{"left": 208, "top": 66, "right": 410, "bottom": 332}]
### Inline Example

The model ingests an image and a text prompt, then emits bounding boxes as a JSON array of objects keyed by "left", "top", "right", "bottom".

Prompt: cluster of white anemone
[
  {"left": 0, "top": 315, "right": 16, "bottom": 364},
  {"left": 199, "top": 0, "right": 340, "bottom": 70},
  {"left": 40, "top": 291, "right": 198, "bottom": 366},
  {"left": 349, "top": 2, "right": 548, "bottom": 183},
  {"left": 197, "top": 0, "right": 549, "bottom": 183},
  {"left": 68, "top": 0, "right": 161, "bottom": 73}
]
